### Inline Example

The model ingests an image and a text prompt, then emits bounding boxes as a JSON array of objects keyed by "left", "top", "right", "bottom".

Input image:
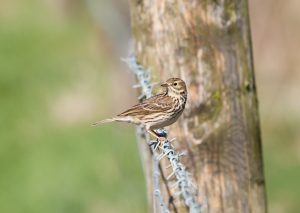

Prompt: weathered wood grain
[{"left": 129, "top": 0, "right": 267, "bottom": 212}]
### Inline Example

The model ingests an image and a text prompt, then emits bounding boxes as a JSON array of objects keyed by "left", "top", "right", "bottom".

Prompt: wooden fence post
[{"left": 129, "top": 1, "right": 267, "bottom": 212}]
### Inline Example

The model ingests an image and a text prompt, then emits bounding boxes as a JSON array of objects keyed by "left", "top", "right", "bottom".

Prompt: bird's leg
[
  {"left": 155, "top": 129, "right": 169, "bottom": 150},
  {"left": 146, "top": 129, "right": 160, "bottom": 150},
  {"left": 147, "top": 129, "right": 166, "bottom": 144},
  {"left": 147, "top": 128, "right": 167, "bottom": 151}
]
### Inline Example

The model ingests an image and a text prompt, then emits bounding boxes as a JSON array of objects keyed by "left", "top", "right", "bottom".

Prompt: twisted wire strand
[
  {"left": 152, "top": 145, "right": 171, "bottom": 213},
  {"left": 122, "top": 56, "right": 170, "bottom": 213},
  {"left": 123, "top": 55, "right": 201, "bottom": 213}
]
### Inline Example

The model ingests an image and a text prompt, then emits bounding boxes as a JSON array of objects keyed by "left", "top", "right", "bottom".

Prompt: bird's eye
[{"left": 173, "top": 83, "right": 177, "bottom": 86}]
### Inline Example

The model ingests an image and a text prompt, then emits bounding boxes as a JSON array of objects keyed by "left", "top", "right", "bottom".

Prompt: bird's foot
[
  {"left": 158, "top": 137, "right": 167, "bottom": 144},
  {"left": 149, "top": 141, "right": 160, "bottom": 150},
  {"left": 155, "top": 137, "right": 168, "bottom": 150},
  {"left": 149, "top": 138, "right": 166, "bottom": 151}
]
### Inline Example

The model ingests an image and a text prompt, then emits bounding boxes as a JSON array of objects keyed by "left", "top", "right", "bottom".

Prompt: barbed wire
[
  {"left": 122, "top": 56, "right": 170, "bottom": 213},
  {"left": 122, "top": 55, "right": 202, "bottom": 213},
  {"left": 152, "top": 141, "right": 171, "bottom": 213}
]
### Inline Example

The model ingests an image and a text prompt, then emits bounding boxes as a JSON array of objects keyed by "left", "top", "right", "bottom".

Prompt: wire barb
[{"left": 123, "top": 55, "right": 202, "bottom": 213}]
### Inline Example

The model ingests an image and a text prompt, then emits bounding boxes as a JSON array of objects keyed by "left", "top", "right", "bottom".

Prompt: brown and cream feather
[{"left": 93, "top": 78, "right": 187, "bottom": 140}]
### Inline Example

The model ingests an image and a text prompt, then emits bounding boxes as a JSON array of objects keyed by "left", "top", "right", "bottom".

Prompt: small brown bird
[{"left": 93, "top": 78, "right": 187, "bottom": 141}]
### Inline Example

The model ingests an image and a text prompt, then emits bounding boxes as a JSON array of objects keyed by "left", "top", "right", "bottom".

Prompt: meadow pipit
[{"left": 93, "top": 78, "right": 187, "bottom": 142}]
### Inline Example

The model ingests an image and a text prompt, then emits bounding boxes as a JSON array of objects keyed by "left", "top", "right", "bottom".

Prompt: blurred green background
[{"left": 0, "top": 0, "right": 299, "bottom": 212}]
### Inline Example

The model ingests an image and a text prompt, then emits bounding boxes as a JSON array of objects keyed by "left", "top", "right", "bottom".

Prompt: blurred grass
[
  {"left": 0, "top": 1, "right": 146, "bottom": 212},
  {"left": 262, "top": 116, "right": 300, "bottom": 213}
]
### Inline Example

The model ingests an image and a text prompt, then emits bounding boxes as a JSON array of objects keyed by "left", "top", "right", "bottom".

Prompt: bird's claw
[
  {"left": 149, "top": 140, "right": 160, "bottom": 151},
  {"left": 155, "top": 137, "right": 167, "bottom": 150}
]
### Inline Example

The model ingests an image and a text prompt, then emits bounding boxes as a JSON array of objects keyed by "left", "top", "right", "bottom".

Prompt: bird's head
[{"left": 161, "top": 78, "right": 187, "bottom": 97}]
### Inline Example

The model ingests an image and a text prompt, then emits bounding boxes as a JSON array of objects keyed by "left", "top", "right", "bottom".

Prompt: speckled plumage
[{"left": 93, "top": 78, "right": 187, "bottom": 141}]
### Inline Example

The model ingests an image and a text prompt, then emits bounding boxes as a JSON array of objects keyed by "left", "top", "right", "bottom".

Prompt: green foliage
[{"left": 0, "top": 1, "right": 146, "bottom": 212}]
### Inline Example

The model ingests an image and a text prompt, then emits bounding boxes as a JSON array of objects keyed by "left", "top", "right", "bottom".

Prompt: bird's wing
[{"left": 117, "top": 94, "right": 173, "bottom": 117}]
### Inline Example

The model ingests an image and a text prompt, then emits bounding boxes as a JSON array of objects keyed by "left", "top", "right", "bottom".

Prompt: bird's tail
[
  {"left": 92, "top": 118, "right": 116, "bottom": 126},
  {"left": 92, "top": 116, "right": 131, "bottom": 126}
]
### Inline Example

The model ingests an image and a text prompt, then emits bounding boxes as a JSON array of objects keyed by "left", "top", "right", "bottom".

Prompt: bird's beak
[{"left": 161, "top": 83, "right": 168, "bottom": 87}]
